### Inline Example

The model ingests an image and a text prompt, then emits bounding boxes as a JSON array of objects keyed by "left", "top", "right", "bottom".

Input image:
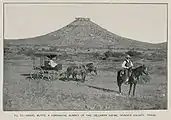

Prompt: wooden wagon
[{"left": 30, "top": 52, "right": 63, "bottom": 81}]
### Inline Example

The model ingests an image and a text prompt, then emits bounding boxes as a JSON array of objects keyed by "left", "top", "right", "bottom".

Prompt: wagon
[{"left": 30, "top": 52, "right": 63, "bottom": 81}]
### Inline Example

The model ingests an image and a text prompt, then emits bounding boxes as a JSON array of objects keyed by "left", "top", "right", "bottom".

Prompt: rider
[{"left": 121, "top": 54, "right": 134, "bottom": 84}]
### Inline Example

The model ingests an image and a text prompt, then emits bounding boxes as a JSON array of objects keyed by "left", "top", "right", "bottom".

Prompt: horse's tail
[
  {"left": 117, "top": 70, "right": 121, "bottom": 78},
  {"left": 116, "top": 70, "right": 122, "bottom": 86}
]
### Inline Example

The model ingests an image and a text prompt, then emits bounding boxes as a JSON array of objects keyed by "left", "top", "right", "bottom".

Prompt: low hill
[{"left": 5, "top": 18, "right": 166, "bottom": 49}]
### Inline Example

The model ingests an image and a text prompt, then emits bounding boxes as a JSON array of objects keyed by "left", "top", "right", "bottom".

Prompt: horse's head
[{"left": 141, "top": 64, "right": 148, "bottom": 75}]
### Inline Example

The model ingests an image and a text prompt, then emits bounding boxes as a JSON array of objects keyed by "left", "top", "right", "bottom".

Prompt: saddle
[{"left": 120, "top": 69, "right": 130, "bottom": 77}]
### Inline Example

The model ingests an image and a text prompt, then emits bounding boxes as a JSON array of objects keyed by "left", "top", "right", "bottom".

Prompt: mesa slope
[{"left": 5, "top": 18, "right": 166, "bottom": 49}]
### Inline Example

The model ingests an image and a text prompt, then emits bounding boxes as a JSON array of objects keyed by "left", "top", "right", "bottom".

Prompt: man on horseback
[{"left": 121, "top": 54, "right": 133, "bottom": 84}]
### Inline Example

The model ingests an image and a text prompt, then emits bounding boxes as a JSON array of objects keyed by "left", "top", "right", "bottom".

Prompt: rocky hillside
[{"left": 5, "top": 18, "right": 166, "bottom": 49}]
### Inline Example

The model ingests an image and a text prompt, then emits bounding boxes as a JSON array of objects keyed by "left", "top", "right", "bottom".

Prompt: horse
[
  {"left": 73, "top": 64, "right": 87, "bottom": 82},
  {"left": 85, "top": 63, "right": 97, "bottom": 75},
  {"left": 65, "top": 65, "right": 78, "bottom": 80},
  {"left": 117, "top": 65, "right": 148, "bottom": 96},
  {"left": 66, "top": 64, "right": 87, "bottom": 82}
]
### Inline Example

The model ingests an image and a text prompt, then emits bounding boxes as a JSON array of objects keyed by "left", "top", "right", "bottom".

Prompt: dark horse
[{"left": 117, "top": 65, "right": 148, "bottom": 96}]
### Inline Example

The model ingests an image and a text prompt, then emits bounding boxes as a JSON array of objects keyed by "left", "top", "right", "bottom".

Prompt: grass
[
  {"left": 4, "top": 81, "right": 167, "bottom": 110},
  {"left": 3, "top": 47, "right": 167, "bottom": 111}
]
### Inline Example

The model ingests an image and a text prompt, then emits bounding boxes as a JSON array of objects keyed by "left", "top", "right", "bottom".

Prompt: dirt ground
[{"left": 3, "top": 54, "right": 167, "bottom": 111}]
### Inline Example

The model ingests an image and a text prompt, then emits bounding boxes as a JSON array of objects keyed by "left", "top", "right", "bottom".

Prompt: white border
[{"left": 0, "top": 0, "right": 170, "bottom": 120}]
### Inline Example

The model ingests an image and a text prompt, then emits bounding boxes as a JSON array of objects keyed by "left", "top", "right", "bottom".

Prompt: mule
[
  {"left": 117, "top": 65, "right": 148, "bottom": 96},
  {"left": 66, "top": 64, "right": 87, "bottom": 82},
  {"left": 73, "top": 64, "right": 87, "bottom": 82},
  {"left": 66, "top": 65, "right": 78, "bottom": 81}
]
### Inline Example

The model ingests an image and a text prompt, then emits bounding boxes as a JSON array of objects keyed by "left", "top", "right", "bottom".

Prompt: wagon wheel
[
  {"left": 57, "top": 70, "right": 64, "bottom": 78},
  {"left": 30, "top": 67, "right": 44, "bottom": 80},
  {"left": 48, "top": 70, "right": 55, "bottom": 81},
  {"left": 48, "top": 70, "right": 64, "bottom": 81},
  {"left": 42, "top": 70, "right": 55, "bottom": 81},
  {"left": 52, "top": 70, "right": 63, "bottom": 80},
  {"left": 42, "top": 70, "right": 50, "bottom": 81}
]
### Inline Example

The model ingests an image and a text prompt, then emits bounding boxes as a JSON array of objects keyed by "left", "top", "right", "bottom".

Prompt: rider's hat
[{"left": 125, "top": 54, "right": 131, "bottom": 59}]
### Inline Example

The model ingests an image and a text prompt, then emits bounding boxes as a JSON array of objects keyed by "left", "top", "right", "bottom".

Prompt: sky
[{"left": 4, "top": 3, "right": 167, "bottom": 43}]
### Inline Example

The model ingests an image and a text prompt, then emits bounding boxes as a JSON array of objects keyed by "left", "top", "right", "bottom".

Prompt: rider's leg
[{"left": 124, "top": 69, "right": 129, "bottom": 84}]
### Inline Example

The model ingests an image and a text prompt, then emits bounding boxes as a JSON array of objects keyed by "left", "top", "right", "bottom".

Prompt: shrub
[
  {"left": 112, "top": 52, "right": 125, "bottom": 57},
  {"left": 104, "top": 51, "right": 113, "bottom": 58},
  {"left": 49, "top": 46, "right": 57, "bottom": 52},
  {"left": 24, "top": 49, "right": 35, "bottom": 56},
  {"left": 92, "top": 52, "right": 101, "bottom": 59},
  {"left": 138, "top": 75, "right": 151, "bottom": 84},
  {"left": 125, "top": 50, "right": 142, "bottom": 57},
  {"left": 104, "top": 51, "right": 125, "bottom": 58},
  {"left": 146, "top": 51, "right": 166, "bottom": 61}
]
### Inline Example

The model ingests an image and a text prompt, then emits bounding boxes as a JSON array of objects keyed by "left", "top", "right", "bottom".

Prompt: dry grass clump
[
  {"left": 138, "top": 75, "right": 151, "bottom": 85},
  {"left": 4, "top": 77, "right": 167, "bottom": 111}
]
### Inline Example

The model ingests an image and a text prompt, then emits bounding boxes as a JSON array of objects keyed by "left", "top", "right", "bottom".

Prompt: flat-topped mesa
[{"left": 75, "top": 17, "right": 90, "bottom": 21}]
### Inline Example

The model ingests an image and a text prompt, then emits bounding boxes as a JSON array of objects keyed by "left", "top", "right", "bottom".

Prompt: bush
[
  {"left": 49, "top": 46, "right": 57, "bottom": 52},
  {"left": 24, "top": 49, "right": 35, "bottom": 56},
  {"left": 104, "top": 51, "right": 113, "bottom": 58},
  {"left": 125, "top": 50, "right": 142, "bottom": 57},
  {"left": 112, "top": 52, "right": 125, "bottom": 57},
  {"left": 138, "top": 75, "right": 151, "bottom": 84},
  {"left": 146, "top": 51, "right": 166, "bottom": 61},
  {"left": 91, "top": 52, "right": 102, "bottom": 59},
  {"left": 104, "top": 51, "right": 125, "bottom": 58}
]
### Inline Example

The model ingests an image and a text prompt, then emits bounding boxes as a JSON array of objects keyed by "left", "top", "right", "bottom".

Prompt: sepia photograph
[{"left": 3, "top": 3, "right": 167, "bottom": 111}]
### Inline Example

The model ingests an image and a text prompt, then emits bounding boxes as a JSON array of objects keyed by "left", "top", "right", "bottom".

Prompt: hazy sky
[{"left": 4, "top": 3, "right": 167, "bottom": 43}]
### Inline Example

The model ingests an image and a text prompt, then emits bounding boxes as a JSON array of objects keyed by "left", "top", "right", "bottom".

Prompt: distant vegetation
[
  {"left": 4, "top": 44, "right": 167, "bottom": 62},
  {"left": 145, "top": 50, "right": 167, "bottom": 61},
  {"left": 125, "top": 50, "right": 142, "bottom": 57}
]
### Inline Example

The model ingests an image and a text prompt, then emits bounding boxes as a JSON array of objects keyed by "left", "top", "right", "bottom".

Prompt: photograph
[{"left": 3, "top": 3, "right": 167, "bottom": 111}]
